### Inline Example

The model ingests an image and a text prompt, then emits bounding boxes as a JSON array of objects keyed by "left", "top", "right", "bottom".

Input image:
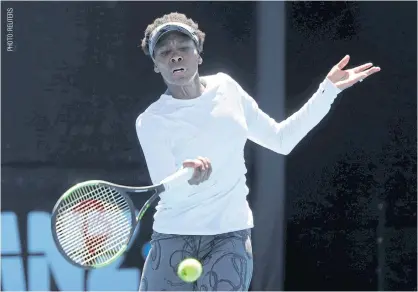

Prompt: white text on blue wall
[{"left": 1, "top": 211, "right": 142, "bottom": 291}]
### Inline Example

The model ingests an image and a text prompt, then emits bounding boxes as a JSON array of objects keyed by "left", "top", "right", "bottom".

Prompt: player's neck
[{"left": 166, "top": 75, "right": 205, "bottom": 100}]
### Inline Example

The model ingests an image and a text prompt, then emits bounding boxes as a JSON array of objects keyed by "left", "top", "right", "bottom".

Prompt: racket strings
[
  {"left": 59, "top": 187, "right": 131, "bottom": 265},
  {"left": 55, "top": 186, "right": 112, "bottom": 247},
  {"left": 55, "top": 191, "right": 128, "bottom": 247},
  {"left": 55, "top": 184, "right": 133, "bottom": 266}
]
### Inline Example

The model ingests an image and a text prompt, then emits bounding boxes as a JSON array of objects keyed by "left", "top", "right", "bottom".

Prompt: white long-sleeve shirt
[{"left": 136, "top": 72, "right": 341, "bottom": 235}]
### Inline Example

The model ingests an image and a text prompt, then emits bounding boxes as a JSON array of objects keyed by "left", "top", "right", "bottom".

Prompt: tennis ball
[{"left": 177, "top": 258, "right": 203, "bottom": 283}]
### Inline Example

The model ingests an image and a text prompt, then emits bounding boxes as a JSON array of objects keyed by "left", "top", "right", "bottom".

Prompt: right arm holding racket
[{"left": 51, "top": 114, "right": 212, "bottom": 269}]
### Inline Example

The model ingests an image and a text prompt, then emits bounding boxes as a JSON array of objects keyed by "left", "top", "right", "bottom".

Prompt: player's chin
[{"left": 166, "top": 74, "right": 195, "bottom": 86}]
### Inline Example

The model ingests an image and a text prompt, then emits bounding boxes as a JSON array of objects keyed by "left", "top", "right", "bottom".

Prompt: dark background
[{"left": 1, "top": 1, "right": 416, "bottom": 291}]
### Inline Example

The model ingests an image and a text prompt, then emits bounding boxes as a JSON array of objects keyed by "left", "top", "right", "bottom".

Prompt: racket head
[{"left": 51, "top": 180, "right": 137, "bottom": 269}]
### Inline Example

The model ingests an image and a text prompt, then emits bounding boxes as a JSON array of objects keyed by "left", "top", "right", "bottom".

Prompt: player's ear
[
  {"left": 198, "top": 56, "right": 203, "bottom": 65},
  {"left": 154, "top": 65, "right": 160, "bottom": 73}
]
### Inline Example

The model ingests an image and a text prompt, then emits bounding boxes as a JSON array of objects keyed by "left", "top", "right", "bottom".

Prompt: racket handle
[{"left": 160, "top": 167, "right": 194, "bottom": 191}]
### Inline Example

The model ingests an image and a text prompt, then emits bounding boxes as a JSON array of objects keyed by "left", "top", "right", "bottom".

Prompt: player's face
[{"left": 153, "top": 32, "right": 200, "bottom": 86}]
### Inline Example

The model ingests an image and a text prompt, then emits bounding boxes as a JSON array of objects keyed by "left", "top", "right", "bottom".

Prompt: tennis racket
[{"left": 51, "top": 167, "right": 193, "bottom": 269}]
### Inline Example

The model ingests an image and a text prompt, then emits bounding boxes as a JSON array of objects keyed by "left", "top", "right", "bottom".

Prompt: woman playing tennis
[{"left": 136, "top": 12, "right": 381, "bottom": 291}]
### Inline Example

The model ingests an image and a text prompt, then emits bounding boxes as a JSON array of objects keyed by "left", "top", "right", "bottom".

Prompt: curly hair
[{"left": 140, "top": 12, "right": 206, "bottom": 57}]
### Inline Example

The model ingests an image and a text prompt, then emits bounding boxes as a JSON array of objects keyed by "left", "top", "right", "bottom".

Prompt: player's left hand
[{"left": 326, "top": 55, "right": 381, "bottom": 90}]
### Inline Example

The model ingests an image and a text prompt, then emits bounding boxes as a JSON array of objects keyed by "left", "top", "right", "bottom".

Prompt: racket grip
[{"left": 161, "top": 167, "right": 194, "bottom": 191}]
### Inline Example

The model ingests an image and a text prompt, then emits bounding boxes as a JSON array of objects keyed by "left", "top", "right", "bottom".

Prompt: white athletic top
[{"left": 136, "top": 72, "right": 341, "bottom": 235}]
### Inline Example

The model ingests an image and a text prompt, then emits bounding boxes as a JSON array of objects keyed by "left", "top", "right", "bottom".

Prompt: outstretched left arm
[{"left": 241, "top": 55, "right": 381, "bottom": 155}]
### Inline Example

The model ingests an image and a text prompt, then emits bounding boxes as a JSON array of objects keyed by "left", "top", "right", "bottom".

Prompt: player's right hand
[{"left": 182, "top": 157, "right": 212, "bottom": 185}]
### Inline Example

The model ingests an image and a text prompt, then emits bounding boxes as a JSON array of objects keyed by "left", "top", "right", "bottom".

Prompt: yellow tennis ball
[{"left": 177, "top": 258, "right": 203, "bottom": 283}]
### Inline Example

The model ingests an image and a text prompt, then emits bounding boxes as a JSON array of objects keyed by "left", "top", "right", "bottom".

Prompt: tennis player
[{"left": 136, "top": 12, "right": 380, "bottom": 291}]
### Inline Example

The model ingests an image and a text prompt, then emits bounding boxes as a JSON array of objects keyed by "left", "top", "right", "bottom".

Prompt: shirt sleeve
[
  {"left": 135, "top": 113, "right": 178, "bottom": 185},
  {"left": 236, "top": 77, "right": 342, "bottom": 155}
]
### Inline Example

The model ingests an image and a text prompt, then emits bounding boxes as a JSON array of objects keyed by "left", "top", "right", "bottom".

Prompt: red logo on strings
[{"left": 73, "top": 199, "right": 110, "bottom": 261}]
